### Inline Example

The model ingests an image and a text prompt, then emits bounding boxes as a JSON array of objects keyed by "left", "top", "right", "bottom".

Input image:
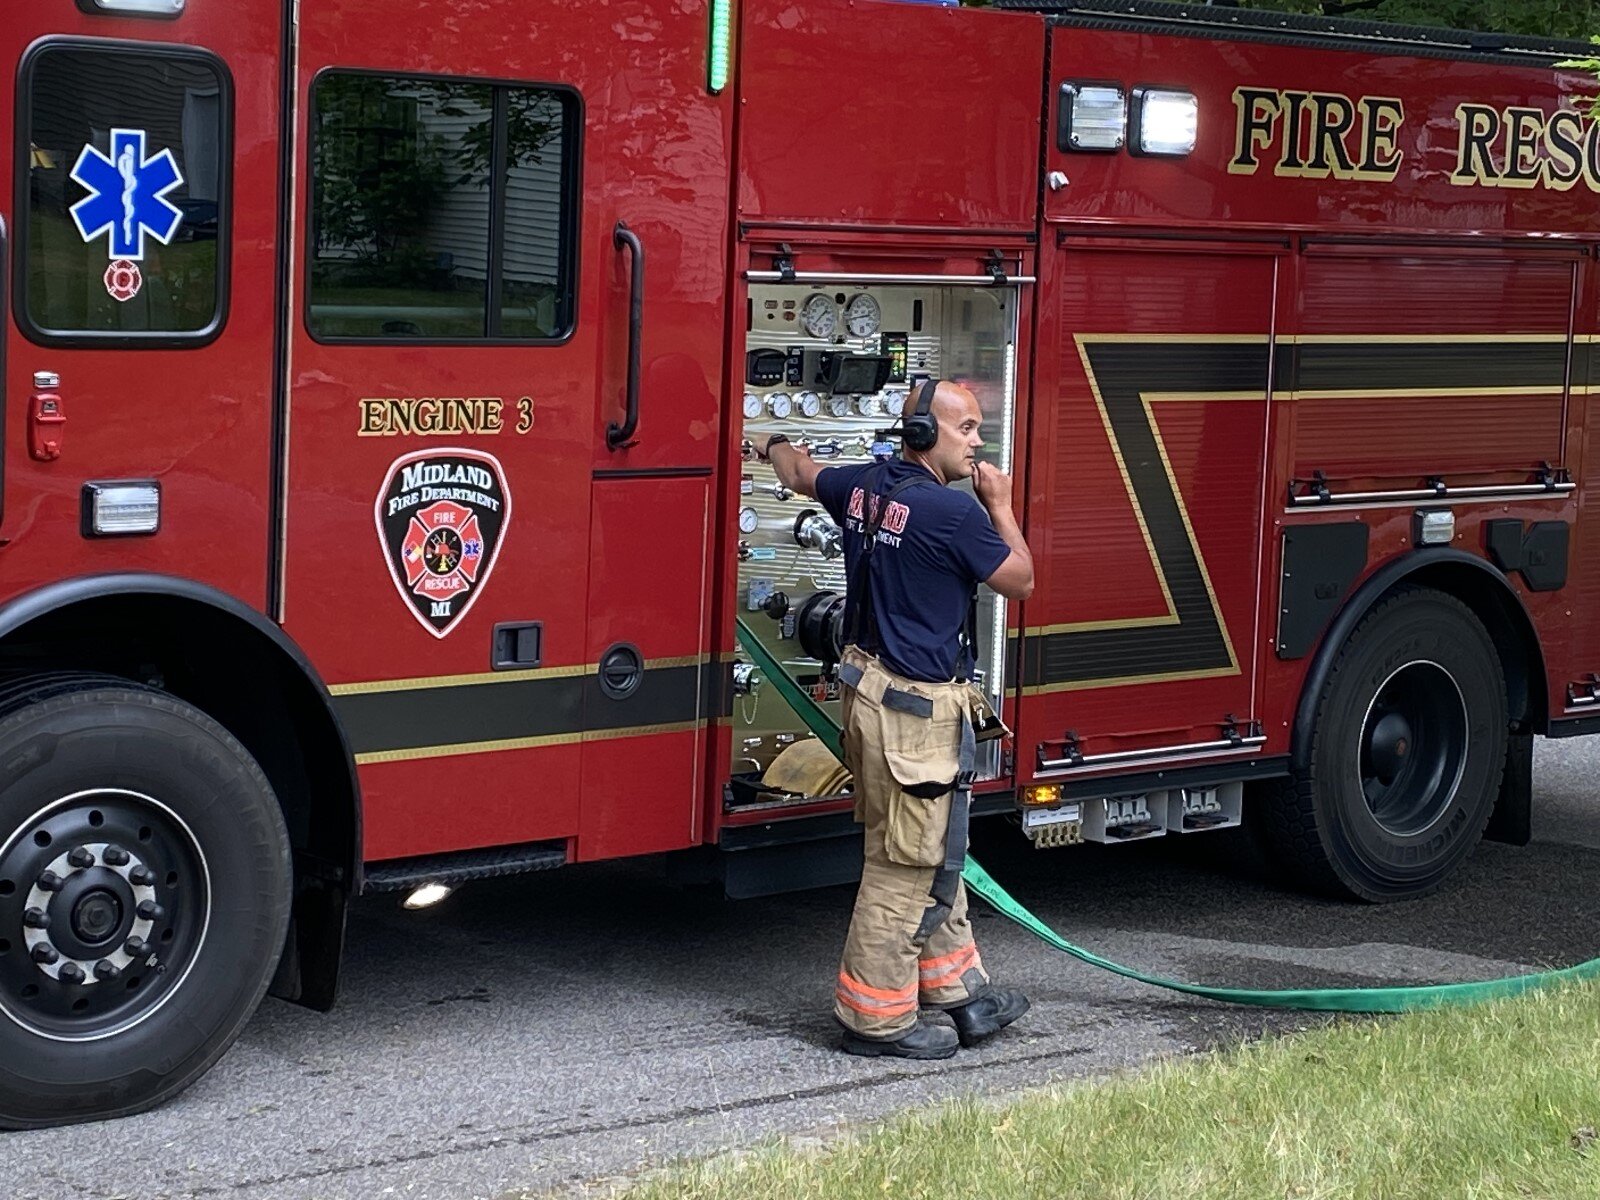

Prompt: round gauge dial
[
  {"left": 883, "top": 390, "right": 908, "bottom": 417},
  {"left": 828, "top": 395, "right": 853, "bottom": 419},
  {"left": 738, "top": 506, "right": 760, "bottom": 534},
  {"left": 844, "top": 294, "right": 882, "bottom": 338},
  {"left": 742, "top": 391, "right": 763, "bottom": 419},
  {"left": 800, "top": 295, "right": 837, "bottom": 339},
  {"left": 855, "top": 394, "right": 881, "bottom": 417},
  {"left": 766, "top": 392, "right": 793, "bottom": 419},
  {"left": 796, "top": 390, "right": 822, "bottom": 418}
]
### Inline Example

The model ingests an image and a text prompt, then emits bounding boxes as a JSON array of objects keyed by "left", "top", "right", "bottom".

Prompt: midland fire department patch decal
[{"left": 374, "top": 450, "right": 510, "bottom": 638}]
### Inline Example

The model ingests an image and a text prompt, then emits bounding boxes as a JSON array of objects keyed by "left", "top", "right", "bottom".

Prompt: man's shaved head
[{"left": 906, "top": 381, "right": 985, "bottom": 484}]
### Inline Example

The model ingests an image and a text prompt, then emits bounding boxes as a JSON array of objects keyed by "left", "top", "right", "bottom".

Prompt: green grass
[{"left": 604, "top": 982, "right": 1600, "bottom": 1200}]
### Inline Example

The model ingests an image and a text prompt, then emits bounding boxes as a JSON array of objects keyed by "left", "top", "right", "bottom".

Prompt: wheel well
[
  {"left": 1393, "top": 561, "right": 1547, "bottom": 731},
  {"left": 1293, "top": 549, "right": 1549, "bottom": 770},
  {"left": 0, "top": 588, "right": 358, "bottom": 1010}
]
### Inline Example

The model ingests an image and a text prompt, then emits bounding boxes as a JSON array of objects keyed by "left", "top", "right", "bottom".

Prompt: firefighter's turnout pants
[{"left": 834, "top": 646, "right": 990, "bottom": 1038}]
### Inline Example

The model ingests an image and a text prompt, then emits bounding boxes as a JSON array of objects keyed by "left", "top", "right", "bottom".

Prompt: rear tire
[
  {"left": 1261, "top": 588, "right": 1507, "bottom": 902},
  {"left": 0, "top": 681, "right": 291, "bottom": 1128}
]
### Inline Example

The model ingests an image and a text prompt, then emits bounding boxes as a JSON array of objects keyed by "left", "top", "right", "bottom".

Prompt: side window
[
  {"left": 307, "top": 73, "right": 579, "bottom": 342},
  {"left": 21, "top": 43, "right": 228, "bottom": 342}
]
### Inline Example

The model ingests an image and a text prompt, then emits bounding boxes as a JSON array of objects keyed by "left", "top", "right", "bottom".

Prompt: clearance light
[
  {"left": 1133, "top": 88, "right": 1199, "bottom": 157},
  {"left": 402, "top": 882, "right": 454, "bottom": 911},
  {"left": 1023, "top": 784, "right": 1064, "bottom": 806},
  {"left": 82, "top": 482, "right": 160, "bottom": 536},
  {"left": 76, "top": 0, "right": 185, "bottom": 16},
  {"left": 1058, "top": 82, "right": 1127, "bottom": 152},
  {"left": 708, "top": 0, "right": 732, "bottom": 94}
]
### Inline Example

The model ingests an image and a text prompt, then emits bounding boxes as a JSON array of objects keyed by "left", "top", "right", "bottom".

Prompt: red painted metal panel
[
  {"left": 737, "top": 0, "right": 1044, "bottom": 232},
  {"left": 284, "top": 0, "right": 730, "bottom": 858},
  {"left": 578, "top": 476, "right": 712, "bottom": 860},
  {"left": 1045, "top": 25, "right": 1600, "bottom": 239},
  {"left": 2, "top": 4, "right": 280, "bottom": 611},
  {"left": 1015, "top": 241, "right": 1275, "bottom": 777}
]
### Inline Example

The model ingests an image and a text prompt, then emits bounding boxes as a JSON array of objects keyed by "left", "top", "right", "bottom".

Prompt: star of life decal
[{"left": 69, "top": 128, "right": 184, "bottom": 261}]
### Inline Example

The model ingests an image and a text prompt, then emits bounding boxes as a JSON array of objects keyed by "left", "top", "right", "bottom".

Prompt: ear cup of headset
[{"left": 901, "top": 380, "right": 940, "bottom": 452}]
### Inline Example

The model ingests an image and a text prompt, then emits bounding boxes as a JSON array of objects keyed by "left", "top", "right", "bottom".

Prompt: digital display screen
[{"left": 881, "top": 333, "right": 908, "bottom": 383}]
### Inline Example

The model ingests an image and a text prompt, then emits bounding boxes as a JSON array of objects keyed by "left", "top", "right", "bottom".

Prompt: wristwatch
[{"left": 757, "top": 433, "right": 790, "bottom": 462}]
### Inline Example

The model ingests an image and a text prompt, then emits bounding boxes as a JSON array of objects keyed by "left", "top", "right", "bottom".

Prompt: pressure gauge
[
  {"left": 796, "top": 390, "right": 822, "bottom": 418},
  {"left": 738, "top": 505, "right": 760, "bottom": 534},
  {"left": 844, "top": 294, "right": 881, "bottom": 338},
  {"left": 767, "top": 391, "right": 793, "bottom": 419},
  {"left": 800, "top": 294, "right": 836, "bottom": 339},
  {"left": 855, "top": 393, "right": 881, "bottom": 417},
  {"left": 828, "top": 395, "right": 854, "bottom": 419},
  {"left": 883, "top": 390, "right": 908, "bottom": 417},
  {"left": 742, "top": 391, "right": 763, "bottom": 419}
]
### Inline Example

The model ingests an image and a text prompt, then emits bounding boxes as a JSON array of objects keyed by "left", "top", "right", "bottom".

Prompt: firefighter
[{"left": 753, "top": 380, "right": 1035, "bottom": 1059}]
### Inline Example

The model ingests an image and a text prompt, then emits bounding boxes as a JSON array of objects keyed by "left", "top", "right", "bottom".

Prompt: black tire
[
  {"left": 0, "top": 681, "right": 291, "bottom": 1128},
  {"left": 1260, "top": 588, "right": 1508, "bottom": 902}
]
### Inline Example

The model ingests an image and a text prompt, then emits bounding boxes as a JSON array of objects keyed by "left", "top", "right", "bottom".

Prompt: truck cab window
[
  {"left": 21, "top": 44, "right": 228, "bottom": 341},
  {"left": 307, "top": 73, "right": 577, "bottom": 342}
]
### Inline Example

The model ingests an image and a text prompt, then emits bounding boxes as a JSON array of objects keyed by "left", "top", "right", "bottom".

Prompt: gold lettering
[
  {"left": 1501, "top": 107, "right": 1544, "bottom": 188},
  {"left": 1307, "top": 93, "right": 1357, "bottom": 177},
  {"left": 1230, "top": 87, "right": 1282, "bottom": 175},
  {"left": 1356, "top": 97, "right": 1405, "bottom": 179},
  {"left": 1452, "top": 104, "right": 1502, "bottom": 187},
  {"left": 1545, "top": 110, "right": 1585, "bottom": 190}
]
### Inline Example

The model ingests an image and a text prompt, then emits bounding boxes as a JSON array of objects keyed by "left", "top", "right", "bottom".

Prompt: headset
[{"left": 901, "top": 378, "right": 943, "bottom": 453}]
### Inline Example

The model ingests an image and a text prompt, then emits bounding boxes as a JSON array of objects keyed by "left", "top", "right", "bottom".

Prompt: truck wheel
[
  {"left": 1263, "top": 588, "right": 1507, "bottom": 902},
  {"left": 0, "top": 680, "right": 291, "bottom": 1128}
]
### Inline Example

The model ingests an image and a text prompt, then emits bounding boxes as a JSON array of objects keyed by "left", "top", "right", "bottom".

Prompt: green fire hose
[{"left": 735, "top": 618, "right": 1600, "bottom": 1013}]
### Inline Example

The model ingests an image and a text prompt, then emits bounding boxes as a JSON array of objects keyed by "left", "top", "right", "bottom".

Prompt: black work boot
[
  {"left": 841, "top": 1020, "right": 959, "bottom": 1060},
  {"left": 947, "top": 987, "right": 1031, "bottom": 1048}
]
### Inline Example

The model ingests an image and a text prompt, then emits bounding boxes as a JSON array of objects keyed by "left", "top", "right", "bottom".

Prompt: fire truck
[{"left": 2, "top": 0, "right": 1597, "bottom": 1127}]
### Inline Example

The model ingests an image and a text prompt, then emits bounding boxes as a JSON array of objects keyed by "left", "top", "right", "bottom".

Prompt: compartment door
[{"left": 1018, "top": 241, "right": 1277, "bottom": 778}]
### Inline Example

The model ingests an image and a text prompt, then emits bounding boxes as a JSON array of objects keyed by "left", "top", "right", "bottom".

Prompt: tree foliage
[{"left": 1216, "top": 0, "right": 1597, "bottom": 41}]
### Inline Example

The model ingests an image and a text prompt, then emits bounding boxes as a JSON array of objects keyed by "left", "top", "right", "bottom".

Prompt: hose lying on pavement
[{"left": 735, "top": 618, "right": 1600, "bottom": 1013}]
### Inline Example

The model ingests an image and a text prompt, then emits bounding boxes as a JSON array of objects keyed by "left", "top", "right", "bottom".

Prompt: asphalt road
[{"left": 7, "top": 738, "right": 1600, "bottom": 1200}]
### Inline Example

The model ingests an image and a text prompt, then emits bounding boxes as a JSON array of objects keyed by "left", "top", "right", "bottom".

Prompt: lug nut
[
  {"left": 37, "top": 870, "right": 63, "bottom": 893},
  {"left": 93, "top": 960, "right": 121, "bottom": 982},
  {"left": 58, "top": 962, "right": 86, "bottom": 985},
  {"left": 124, "top": 937, "right": 151, "bottom": 958},
  {"left": 129, "top": 865, "right": 155, "bottom": 887},
  {"left": 102, "top": 846, "right": 131, "bottom": 867},
  {"left": 66, "top": 848, "right": 95, "bottom": 869},
  {"left": 136, "top": 901, "right": 165, "bottom": 922},
  {"left": 21, "top": 907, "right": 49, "bottom": 930},
  {"left": 31, "top": 944, "right": 59, "bottom": 966}
]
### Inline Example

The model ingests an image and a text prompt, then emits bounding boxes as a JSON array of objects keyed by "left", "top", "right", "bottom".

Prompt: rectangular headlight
[
  {"left": 1058, "top": 82, "right": 1126, "bottom": 153},
  {"left": 1133, "top": 88, "right": 1199, "bottom": 156},
  {"left": 82, "top": 482, "right": 161, "bottom": 537}
]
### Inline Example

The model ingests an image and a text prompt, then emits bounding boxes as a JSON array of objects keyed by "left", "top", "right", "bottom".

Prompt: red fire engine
[{"left": 2, "top": 0, "right": 1597, "bottom": 1127}]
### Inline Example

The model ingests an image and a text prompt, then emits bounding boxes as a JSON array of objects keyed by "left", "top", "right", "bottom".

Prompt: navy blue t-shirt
[{"left": 814, "top": 459, "right": 1011, "bottom": 682}]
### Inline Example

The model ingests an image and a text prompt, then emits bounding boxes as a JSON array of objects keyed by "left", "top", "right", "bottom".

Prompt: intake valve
[{"left": 793, "top": 509, "right": 843, "bottom": 559}]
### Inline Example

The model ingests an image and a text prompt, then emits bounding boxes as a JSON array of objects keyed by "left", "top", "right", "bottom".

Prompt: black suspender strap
[{"left": 843, "top": 465, "right": 934, "bottom": 657}]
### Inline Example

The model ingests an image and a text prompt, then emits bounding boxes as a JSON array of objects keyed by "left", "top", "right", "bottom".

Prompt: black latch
[
  {"left": 492, "top": 622, "right": 542, "bottom": 670},
  {"left": 598, "top": 642, "right": 644, "bottom": 700},
  {"left": 983, "top": 249, "right": 1008, "bottom": 286},
  {"left": 1039, "top": 730, "right": 1084, "bottom": 770},
  {"left": 773, "top": 242, "right": 795, "bottom": 284}
]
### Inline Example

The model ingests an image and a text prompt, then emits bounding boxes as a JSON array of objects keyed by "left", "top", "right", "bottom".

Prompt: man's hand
[
  {"left": 972, "top": 461, "right": 1015, "bottom": 513},
  {"left": 972, "top": 461, "right": 1034, "bottom": 601},
  {"left": 756, "top": 434, "right": 825, "bottom": 499}
]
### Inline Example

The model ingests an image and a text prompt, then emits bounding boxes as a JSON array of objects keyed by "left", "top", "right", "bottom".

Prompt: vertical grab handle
[{"left": 608, "top": 222, "right": 644, "bottom": 450}]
